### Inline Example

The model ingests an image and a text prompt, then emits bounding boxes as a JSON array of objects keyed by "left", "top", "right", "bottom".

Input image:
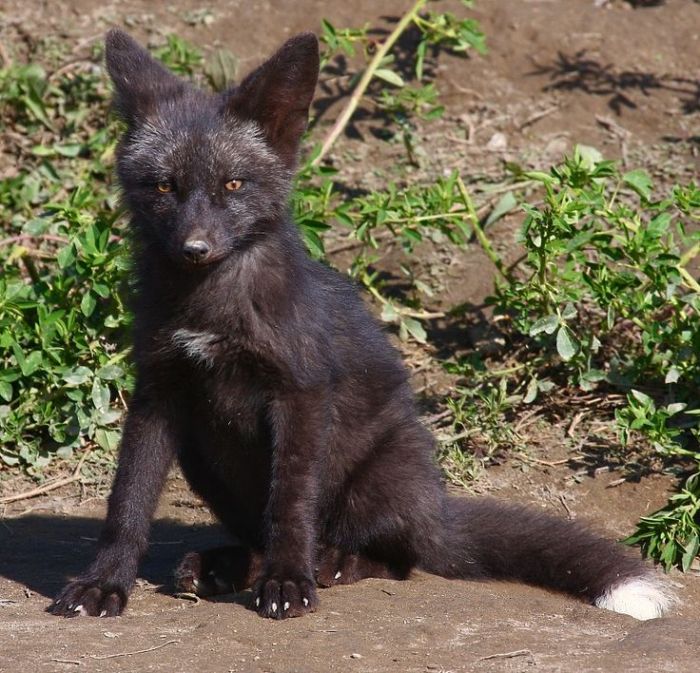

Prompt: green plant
[
  {"left": 625, "top": 471, "right": 700, "bottom": 571},
  {"left": 314, "top": 0, "right": 485, "bottom": 166},
  {"left": 0, "top": 32, "right": 249, "bottom": 472},
  {"left": 472, "top": 146, "right": 700, "bottom": 567}
]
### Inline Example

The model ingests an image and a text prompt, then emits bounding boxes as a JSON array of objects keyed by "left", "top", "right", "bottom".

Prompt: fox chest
[{"left": 167, "top": 328, "right": 275, "bottom": 441}]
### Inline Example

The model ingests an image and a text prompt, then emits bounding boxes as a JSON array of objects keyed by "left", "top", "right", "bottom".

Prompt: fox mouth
[{"left": 179, "top": 249, "right": 231, "bottom": 268}]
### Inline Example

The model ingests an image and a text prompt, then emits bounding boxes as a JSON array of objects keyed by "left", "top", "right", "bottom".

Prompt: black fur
[{"left": 49, "top": 30, "right": 662, "bottom": 620}]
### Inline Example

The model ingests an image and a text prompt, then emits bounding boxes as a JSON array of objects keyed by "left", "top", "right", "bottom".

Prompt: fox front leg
[
  {"left": 252, "top": 390, "right": 325, "bottom": 619},
  {"left": 49, "top": 391, "right": 176, "bottom": 617}
]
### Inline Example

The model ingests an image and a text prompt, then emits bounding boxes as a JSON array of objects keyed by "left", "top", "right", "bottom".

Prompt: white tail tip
[{"left": 595, "top": 576, "right": 679, "bottom": 620}]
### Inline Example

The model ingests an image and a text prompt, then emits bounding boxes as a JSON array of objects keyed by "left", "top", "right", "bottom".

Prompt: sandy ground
[{"left": 2, "top": 470, "right": 700, "bottom": 673}]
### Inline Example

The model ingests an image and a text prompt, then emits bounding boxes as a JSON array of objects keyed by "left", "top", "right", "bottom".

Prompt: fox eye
[
  {"left": 224, "top": 179, "right": 244, "bottom": 192},
  {"left": 156, "top": 181, "right": 172, "bottom": 193}
]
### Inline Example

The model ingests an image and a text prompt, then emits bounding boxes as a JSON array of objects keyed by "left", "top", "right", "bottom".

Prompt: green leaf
[
  {"left": 623, "top": 169, "right": 653, "bottom": 201},
  {"left": 575, "top": 144, "right": 603, "bottom": 169},
  {"left": 0, "top": 381, "right": 12, "bottom": 402},
  {"left": 561, "top": 303, "right": 577, "bottom": 321},
  {"left": 94, "top": 428, "right": 121, "bottom": 452},
  {"left": 529, "top": 315, "right": 559, "bottom": 336},
  {"left": 21, "top": 350, "right": 43, "bottom": 376},
  {"left": 681, "top": 532, "right": 699, "bottom": 572},
  {"left": 402, "top": 317, "right": 427, "bottom": 344},
  {"left": 55, "top": 144, "right": 82, "bottom": 158},
  {"left": 57, "top": 244, "right": 75, "bottom": 269},
  {"left": 97, "top": 364, "right": 124, "bottom": 381},
  {"left": 374, "top": 68, "right": 405, "bottom": 87},
  {"left": 556, "top": 326, "right": 578, "bottom": 361},
  {"left": 204, "top": 48, "right": 239, "bottom": 92},
  {"left": 91, "top": 379, "right": 110, "bottom": 412},
  {"left": 665, "top": 367, "right": 680, "bottom": 384},
  {"left": 666, "top": 402, "right": 687, "bottom": 416},
  {"left": 380, "top": 302, "right": 398, "bottom": 322},
  {"left": 63, "top": 366, "right": 92, "bottom": 386},
  {"left": 484, "top": 191, "right": 517, "bottom": 228},
  {"left": 630, "top": 389, "right": 653, "bottom": 405},
  {"left": 523, "top": 377, "right": 538, "bottom": 404},
  {"left": 80, "top": 291, "right": 97, "bottom": 317}
]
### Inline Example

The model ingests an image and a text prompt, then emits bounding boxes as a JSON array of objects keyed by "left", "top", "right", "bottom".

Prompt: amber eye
[
  {"left": 224, "top": 179, "right": 243, "bottom": 192},
  {"left": 156, "top": 181, "right": 172, "bottom": 193}
]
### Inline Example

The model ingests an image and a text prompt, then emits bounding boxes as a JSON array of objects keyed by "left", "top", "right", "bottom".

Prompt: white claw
[
  {"left": 67, "top": 604, "right": 74, "bottom": 610},
  {"left": 255, "top": 597, "right": 260, "bottom": 608},
  {"left": 271, "top": 602, "right": 278, "bottom": 613},
  {"left": 334, "top": 571, "right": 342, "bottom": 580},
  {"left": 302, "top": 597, "right": 309, "bottom": 607},
  {"left": 74, "top": 605, "right": 87, "bottom": 616},
  {"left": 283, "top": 602, "right": 290, "bottom": 611},
  {"left": 99, "top": 610, "right": 107, "bottom": 618}
]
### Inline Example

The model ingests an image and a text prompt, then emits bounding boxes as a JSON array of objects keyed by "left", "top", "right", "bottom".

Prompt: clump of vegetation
[
  {"left": 474, "top": 149, "right": 700, "bottom": 569},
  {"left": 0, "top": 2, "right": 697, "bottom": 571}
]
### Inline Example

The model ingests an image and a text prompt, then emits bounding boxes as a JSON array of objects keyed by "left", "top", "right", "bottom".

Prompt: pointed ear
[
  {"left": 226, "top": 33, "right": 319, "bottom": 167},
  {"left": 105, "top": 29, "right": 186, "bottom": 124}
]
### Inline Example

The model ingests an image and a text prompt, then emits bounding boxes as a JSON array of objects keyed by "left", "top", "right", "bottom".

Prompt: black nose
[{"left": 182, "top": 239, "right": 211, "bottom": 263}]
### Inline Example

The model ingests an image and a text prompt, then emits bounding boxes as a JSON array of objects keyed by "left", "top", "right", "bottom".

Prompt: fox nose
[{"left": 182, "top": 239, "right": 211, "bottom": 263}]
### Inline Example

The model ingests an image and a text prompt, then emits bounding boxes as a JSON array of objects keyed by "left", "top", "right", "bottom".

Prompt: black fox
[{"left": 50, "top": 29, "right": 674, "bottom": 621}]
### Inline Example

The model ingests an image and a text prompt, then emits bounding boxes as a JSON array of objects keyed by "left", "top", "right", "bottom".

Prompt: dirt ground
[{"left": 1, "top": 0, "right": 700, "bottom": 671}]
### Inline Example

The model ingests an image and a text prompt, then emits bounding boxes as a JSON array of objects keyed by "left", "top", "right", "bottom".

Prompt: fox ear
[
  {"left": 226, "top": 32, "right": 319, "bottom": 168},
  {"left": 105, "top": 29, "right": 186, "bottom": 124}
]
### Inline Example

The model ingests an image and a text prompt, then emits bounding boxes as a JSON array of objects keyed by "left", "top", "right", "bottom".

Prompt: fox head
[{"left": 105, "top": 29, "right": 319, "bottom": 268}]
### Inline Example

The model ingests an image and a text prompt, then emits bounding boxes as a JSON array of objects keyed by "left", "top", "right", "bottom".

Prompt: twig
[
  {"left": 479, "top": 649, "right": 534, "bottom": 661},
  {"left": 173, "top": 592, "right": 200, "bottom": 604},
  {"left": 513, "top": 407, "right": 541, "bottom": 432},
  {"left": 312, "top": 0, "right": 428, "bottom": 166},
  {"left": 437, "top": 430, "right": 473, "bottom": 444},
  {"left": 0, "top": 40, "right": 11, "bottom": 67},
  {"left": 566, "top": 411, "right": 586, "bottom": 438},
  {"left": 89, "top": 639, "right": 179, "bottom": 660},
  {"left": 423, "top": 409, "right": 452, "bottom": 425},
  {"left": 326, "top": 230, "right": 393, "bottom": 255},
  {"left": 0, "top": 233, "right": 70, "bottom": 247},
  {"left": 514, "top": 451, "right": 583, "bottom": 468},
  {"left": 48, "top": 59, "right": 95, "bottom": 83},
  {"left": 50, "top": 659, "right": 82, "bottom": 667},
  {"left": 518, "top": 104, "right": 560, "bottom": 131},
  {"left": 367, "top": 285, "right": 445, "bottom": 320},
  {"left": 606, "top": 476, "right": 628, "bottom": 488},
  {"left": 559, "top": 493, "right": 574, "bottom": 519},
  {"left": 0, "top": 449, "right": 91, "bottom": 505}
]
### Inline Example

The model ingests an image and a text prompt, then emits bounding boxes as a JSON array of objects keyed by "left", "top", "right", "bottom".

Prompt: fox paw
[
  {"left": 251, "top": 573, "right": 318, "bottom": 619},
  {"left": 174, "top": 551, "right": 236, "bottom": 597},
  {"left": 48, "top": 580, "right": 126, "bottom": 618}
]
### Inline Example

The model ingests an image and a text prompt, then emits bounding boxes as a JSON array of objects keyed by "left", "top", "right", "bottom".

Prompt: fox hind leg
[
  {"left": 315, "top": 547, "right": 410, "bottom": 588},
  {"left": 174, "top": 546, "right": 263, "bottom": 597}
]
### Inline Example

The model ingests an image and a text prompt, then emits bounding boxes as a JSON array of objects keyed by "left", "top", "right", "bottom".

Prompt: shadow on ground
[
  {"left": 531, "top": 50, "right": 700, "bottom": 115},
  {"left": 0, "top": 514, "right": 229, "bottom": 600}
]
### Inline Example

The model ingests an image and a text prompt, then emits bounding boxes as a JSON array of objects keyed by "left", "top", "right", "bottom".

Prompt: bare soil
[{"left": 1, "top": 1, "right": 700, "bottom": 671}]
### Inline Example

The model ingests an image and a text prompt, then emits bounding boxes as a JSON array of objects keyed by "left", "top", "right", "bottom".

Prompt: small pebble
[{"left": 350, "top": 653, "right": 363, "bottom": 659}]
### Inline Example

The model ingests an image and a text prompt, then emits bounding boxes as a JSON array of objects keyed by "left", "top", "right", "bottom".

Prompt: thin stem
[
  {"left": 367, "top": 285, "right": 444, "bottom": 319},
  {"left": 456, "top": 175, "right": 508, "bottom": 279},
  {"left": 311, "top": 0, "right": 427, "bottom": 167}
]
